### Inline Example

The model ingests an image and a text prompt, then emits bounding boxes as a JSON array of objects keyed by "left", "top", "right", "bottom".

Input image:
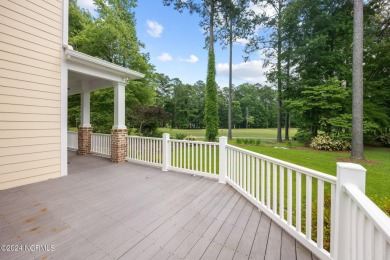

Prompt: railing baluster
[
  {"left": 317, "top": 179, "right": 324, "bottom": 249},
  {"left": 208, "top": 144, "right": 211, "bottom": 173},
  {"left": 273, "top": 164, "right": 277, "bottom": 213},
  {"left": 251, "top": 156, "right": 255, "bottom": 197},
  {"left": 214, "top": 144, "right": 216, "bottom": 174},
  {"left": 330, "top": 183, "right": 336, "bottom": 257},
  {"left": 279, "top": 166, "right": 284, "bottom": 219},
  {"left": 243, "top": 154, "right": 247, "bottom": 191},
  {"left": 351, "top": 202, "right": 357, "bottom": 260},
  {"left": 306, "top": 175, "right": 312, "bottom": 240},
  {"left": 287, "top": 169, "right": 292, "bottom": 225},
  {"left": 261, "top": 160, "right": 265, "bottom": 205},
  {"left": 238, "top": 153, "right": 244, "bottom": 188},
  {"left": 196, "top": 143, "right": 198, "bottom": 171},
  {"left": 183, "top": 142, "right": 187, "bottom": 169},
  {"left": 256, "top": 158, "right": 260, "bottom": 201},
  {"left": 296, "top": 172, "right": 302, "bottom": 233},
  {"left": 357, "top": 208, "right": 364, "bottom": 260},
  {"left": 200, "top": 143, "right": 203, "bottom": 172},
  {"left": 267, "top": 162, "right": 271, "bottom": 209}
]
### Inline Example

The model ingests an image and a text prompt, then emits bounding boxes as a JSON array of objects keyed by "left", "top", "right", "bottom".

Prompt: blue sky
[{"left": 76, "top": 0, "right": 269, "bottom": 88}]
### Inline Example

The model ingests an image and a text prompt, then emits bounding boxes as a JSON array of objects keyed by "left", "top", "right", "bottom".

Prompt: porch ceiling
[{"left": 65, "top": 45, "right": 144, "bottom": 96}]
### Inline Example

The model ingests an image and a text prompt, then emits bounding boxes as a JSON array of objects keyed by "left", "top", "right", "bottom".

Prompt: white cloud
[
  {"left": 234, "top": 38, "right": 250, "bottom": 46},
  {"left": 157, "top": 52, "right": 173, "bottom": 62},
  {"left": 185, "top": 54, "right": 199, "bottom": 63},
  {"left": 146, "top": 20, "right": 164, "bottom": 38},
  {"left": 216, "top": 60, "right": 269, "bottom": 85}
]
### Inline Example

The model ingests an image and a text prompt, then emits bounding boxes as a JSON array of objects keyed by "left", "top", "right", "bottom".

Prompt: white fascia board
[{"left": 64, "top": 46, "right": 145, "bottom": 82}]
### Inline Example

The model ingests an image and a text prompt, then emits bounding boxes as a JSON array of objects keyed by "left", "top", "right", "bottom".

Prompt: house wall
[{"left": 0, "top": 0, "right": 63, "bottom": 189}]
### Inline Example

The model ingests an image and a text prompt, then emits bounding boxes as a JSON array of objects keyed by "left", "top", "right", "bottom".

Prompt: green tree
[
  {"left": 216, "top": 0, "right": 254, "bottom": 139},
  {"left": 68, "top": 0, "right": 155, "bottom": 132},
  {"left": 232, "top": 101, "right": 243, "bottom": 128},
  {"left": 288, "top": 78, "right": 350, "bottom": 137},
  {"left": 163, "top": 0, "right": 236, "bottom": 140}
]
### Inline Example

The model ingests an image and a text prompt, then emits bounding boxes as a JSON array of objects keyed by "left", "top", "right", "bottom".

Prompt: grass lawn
[
  {"left": 158, "top": 128, "right": 298, "bottom": 140},
  {"left": 234, "top": 142, "right": 390, "bottom": 215}
]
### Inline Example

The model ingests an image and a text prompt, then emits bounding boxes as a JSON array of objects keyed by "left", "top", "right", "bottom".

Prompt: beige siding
[{"left": 0, "top": 0, "right": 63, "bottom": 189}]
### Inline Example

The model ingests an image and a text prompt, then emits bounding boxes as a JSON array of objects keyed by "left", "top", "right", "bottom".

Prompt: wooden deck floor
[{"left": 0, "top": 151, "right": 316, "bottom": 260}]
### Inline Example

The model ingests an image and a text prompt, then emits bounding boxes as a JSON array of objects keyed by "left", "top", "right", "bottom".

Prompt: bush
[
  {"left": 236, "top": 138, "right": 261, "bottom": 146},
  {"left": 184, "top": 135, "right": 197, "bottom": 141},
  {"left": 376, "top": 133, "right": 390, "bottom": 147},
  {"left": 147, "top": 130, "right": 163, "bottom": 138},
  {"left": 294, "top": 129, "right": 312, "bottom": 145},
  {"left": 310, "top": 135, "right": 351, "bottom": 151},
  {"left": 175, "top": 133, "right": 187, "bottom": 140}
]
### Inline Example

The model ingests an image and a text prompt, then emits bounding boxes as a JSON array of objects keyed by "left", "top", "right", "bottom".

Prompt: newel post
[
  {"left": 219, "top": 136, "right": 228, "bottom": 184},
  {"left": 162, "top": 133, "right": 170, "bottom": 172},
  {"left": 333, "top": 162, "right": 366, "bottom": 260}
]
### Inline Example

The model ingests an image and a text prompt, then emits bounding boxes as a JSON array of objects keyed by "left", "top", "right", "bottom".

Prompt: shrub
[
  {"left": 376, "top": 133, "right": 390, "bottom": 147},
  {"left": 255, "top": 139, "right": 261, "bottom": 146},
  {"left": 294, "top": 129, "right": 312, "bottom": 145},
  {"left": 147, "top": 130, "right": 163, "bottom": 138},
  {"left": 175, "top": 132, "right": 187, "bottom": 140},
  {"left": 236, "top": 138, "right": 243, "bottom": 144},
  {"left": 310, "top": 135, "right": 351, "bottom": 151},
  {"left": 184, "top": 135, "right": 197, "bottom": 141}
]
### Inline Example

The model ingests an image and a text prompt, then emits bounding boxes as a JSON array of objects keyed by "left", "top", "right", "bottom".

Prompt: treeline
[
  {"left": 154, "top": 74, "right": 280, "bottom": 129},
  {"left": 67, "top": 0, "right": 390, "bottom": 146}
]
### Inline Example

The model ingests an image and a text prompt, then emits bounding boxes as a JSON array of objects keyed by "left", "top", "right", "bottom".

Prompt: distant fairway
[{"left": 158, "top": 128, "right": 298, "bottom": 140}]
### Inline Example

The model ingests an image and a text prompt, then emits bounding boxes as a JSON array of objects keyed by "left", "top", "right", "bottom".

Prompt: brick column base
[
  {"left": 111, "top": 129, "right": 127, "bottom": 163},
  {"left": 78, "top": 127, "right": 92, "bottom": 155}
]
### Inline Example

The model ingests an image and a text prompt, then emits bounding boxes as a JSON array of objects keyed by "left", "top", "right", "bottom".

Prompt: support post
[
  {"left": 112, "top": 82, "right": 126, "bottom": 130},
  {"left": 111, "top": 82, "right": 127, "bottom": 163},
  {"left": 78, "top": 90, "right": 92, "bottom": 155},
  {"left": 219, "top": 136, "right": 228, "bottom": 184},
  {"left": 334, "top": 162, "right": 366, "bottom": 260},
  {"left": 162, "top": 133, "right": 170, "bottom": 171}
]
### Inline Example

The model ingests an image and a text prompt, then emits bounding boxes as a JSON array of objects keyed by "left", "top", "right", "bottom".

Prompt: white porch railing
[
  {"left": 67, "top": 131, "right": 390, "bottom": 259},
  {"left": 67, "top": 131, "right": 78, "bottom": 150},
  {"left": 225, "top": 144, "right": 336, "bottom": 259},
  {"left": 91, "top": 133, "right": 111, "bottom": 157},
  {"left": 126, "top": 136, "right": 163, "bottom": 167},
  {"left": 168, "top": 139, "right": 219, "bottom": 179}
]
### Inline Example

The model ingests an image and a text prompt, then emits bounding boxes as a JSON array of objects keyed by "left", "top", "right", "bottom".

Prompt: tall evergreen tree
[{"left": 163, "top": 0, "right": 234, "bottom": 141}]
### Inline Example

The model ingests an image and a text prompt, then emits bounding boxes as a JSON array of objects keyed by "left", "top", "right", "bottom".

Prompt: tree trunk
[
  {"left": 351, "top": 0, "right": 364, "bottom": 159},
  {"left": 228, "top": 19, "right": 233, "bottom": 140},
  {"left": 285, "top": 40, "right": 291, "bottom": 141},
  {"left": 285, "top": 111, "right": 290, "bottom": 141},
  {"left": 276, "top": 0, "right": 283, "bottom": 142}
]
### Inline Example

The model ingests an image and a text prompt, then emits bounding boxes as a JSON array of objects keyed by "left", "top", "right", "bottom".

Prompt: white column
[
  {"left": 162, "top": 133, "right": 170, "bottom": 171},
  {"left": 113, "top": 82, "right": 127, "bottom": 130},
  {"left": 79, "top": 91, "right": 91, "bottom": 127},
  {"left": 219, "top": 136, "right": 228, "bottom": 184},
  {"left": 334, "top": 162, "right": 366, "bottom": 260}
]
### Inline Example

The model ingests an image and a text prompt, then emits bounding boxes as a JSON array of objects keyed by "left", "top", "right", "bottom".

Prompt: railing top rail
[
  {"left": 226, "top": 144, "right": 337, "bottom": 184},
  {"left": 91, "top": 133, "right": 111, "bottom": 136},
  {"left": 169, "top": 139, "right": 218, "bottom": 145},
  {"left": 126, "top": 135, "right": 163, "bottom": 140},
  {"left": 344, "top": 183, "right": 390, "bottom": 242}
]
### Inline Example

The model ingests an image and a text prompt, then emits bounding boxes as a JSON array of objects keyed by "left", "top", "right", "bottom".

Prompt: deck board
[{"left": 0, "top": 151, "right": 317, "bottom": 260}]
